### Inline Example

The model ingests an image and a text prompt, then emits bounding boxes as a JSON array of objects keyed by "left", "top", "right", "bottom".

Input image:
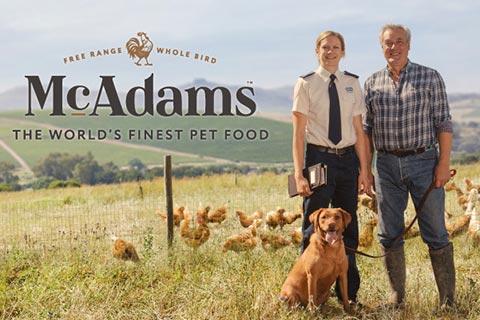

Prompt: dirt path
[{"left": 0, "top": 138, "right": 33, "bottom": 173}]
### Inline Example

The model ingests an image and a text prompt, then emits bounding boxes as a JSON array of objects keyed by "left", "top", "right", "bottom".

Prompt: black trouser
[{"left": 301, "top": 144, "right": 360, "bottom": 302}]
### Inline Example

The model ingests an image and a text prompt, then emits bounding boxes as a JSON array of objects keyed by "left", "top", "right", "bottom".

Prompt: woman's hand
[{"left": 296, "top": 175, "right": 313, "bottom": 197}]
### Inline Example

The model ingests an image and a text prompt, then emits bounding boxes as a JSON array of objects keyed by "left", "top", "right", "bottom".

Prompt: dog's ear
[
  {"left": 339, "top": 209, "right": 352, "bottom": 229},
  {"left": 309, "top": 209, "right": 323, "bottom": 231}
]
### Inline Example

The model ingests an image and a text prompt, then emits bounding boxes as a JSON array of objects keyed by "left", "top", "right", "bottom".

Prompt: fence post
[{"left": 164, "top": 155, "right": 174, "bottom": 247}]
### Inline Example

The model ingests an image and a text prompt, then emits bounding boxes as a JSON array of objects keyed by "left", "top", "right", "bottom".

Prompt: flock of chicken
[
  {"left": 111, "top": 177, "right": 480, "bottom": 262},
  {"left": 358, "top": 177, "right": 480, "bottom": 249},
  {"left": 156, "top": 205, "right": 302, "bottom": 252}
]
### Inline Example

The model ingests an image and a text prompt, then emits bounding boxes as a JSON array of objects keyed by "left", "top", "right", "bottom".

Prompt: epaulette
[
  {"left": 344, "top": 71, "right": 359, "bottom": 78},
  {"left": 300, "top": 71, "right": 315, "bottom": 79}
]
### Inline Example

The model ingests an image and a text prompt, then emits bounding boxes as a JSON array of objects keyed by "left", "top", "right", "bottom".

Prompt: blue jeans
[{"left": 374, "top": 148, "right": 449, "bottom": 250}]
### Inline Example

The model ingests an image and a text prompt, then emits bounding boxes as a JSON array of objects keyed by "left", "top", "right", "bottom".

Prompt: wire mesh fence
[{"left": 0, "top": 173, "right": 303, "bottom": 253}]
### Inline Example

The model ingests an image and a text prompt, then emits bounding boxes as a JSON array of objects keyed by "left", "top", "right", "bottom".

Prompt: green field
[
  {"left": 0, "top": 118, "right": 212, "bottom": 168},
  {"left": 0, "top": 110, "right": 293, "bottom": 163},
  {"left": 1, "top": 165, "right": 479, "bottom": 319}
]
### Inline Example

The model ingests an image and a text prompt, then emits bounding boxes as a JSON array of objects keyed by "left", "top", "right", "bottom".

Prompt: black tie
[{"left": 328, "top": 74, "right": 341, "bottom": 145}]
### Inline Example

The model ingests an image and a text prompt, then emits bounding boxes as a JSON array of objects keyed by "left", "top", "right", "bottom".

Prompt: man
[
  {"left": 292, "top": 30, "right": 372, "bottom": 306},
  {"left": 364, "top": 24, "right": 454, "bottom": 308}
]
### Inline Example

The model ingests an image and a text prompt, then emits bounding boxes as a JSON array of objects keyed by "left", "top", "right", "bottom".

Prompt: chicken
[
  {"left": 404, "top": 217, "right": 421, "bottom": 239},
  {"left": 446, "top": 215, "right": 471, "bottom": 237},
  {"left": 358, "top": 194, "right": 378, "bottom": 214},
  {"left": 290, "top": 227, "right": 303, "bottom": 246},
  {"left": 111, "top": 235, "right": 140, "bottom": 262},
  {"left": 157, "top": 206, "right": 185, "bottom": 226},
  {"left": 207, "top": 205, "right": 227, "bottom": 224},
  {"left": 284, "top": 211, "right": 302, "bottom": 225},
  {"left": 457, "top": 193, "right": 469, "bottom": 211},
  {"left": 468, "top": 207, "right": 480, "bottom": 245},
  {"left": 236, "top": 210, "right": 263, "bottom": 228},
  {"left": 445, "top": 182, "right": 468, "bottom": 210},
  {"left": 359, "top": 217, "right": 377, "bottom": 248},
  {"left": 444, "top": 181, "right": 459, "bottom": 192},
  {"left": 464, "top": 178, "right": 480, "bottom": 192},
  {"left": 222, "top": 221, "right": 260, "bottom": 253},
  {"left": 404, "top": 227, "right": 420, "bottom": 239},
  {"left": 444, "top": 210, "right": 452, "bottom": 219},
  {"left": 126, "top": 32, "right": 153, "bottom": 66},
  {"left": 466, "top": 189, "right": 479, "bottom": 215},
  {"left": 179, "top": 208, "right": 210, "bottom": 248},
  {"left": 259, "top": 233, "right": 291, "bottom": 250},
  {"left": 265, "top": 208, "right": 286, "bottom": 229}
]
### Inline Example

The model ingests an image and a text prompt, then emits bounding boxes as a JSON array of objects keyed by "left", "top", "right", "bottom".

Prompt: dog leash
[{"left": 345, "top": 169, "right": 457, "bottom": 259}]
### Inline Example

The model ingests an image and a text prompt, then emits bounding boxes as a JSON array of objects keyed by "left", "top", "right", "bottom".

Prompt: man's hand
[
  {"left": 434, "top": 162, "right": 451, "bottom": 188},
  {"left": 358, "top": 169, "right": 375, "bottom": 197},
  {"left": 296, "top": 176, "right": 313, "bottom": 197}
]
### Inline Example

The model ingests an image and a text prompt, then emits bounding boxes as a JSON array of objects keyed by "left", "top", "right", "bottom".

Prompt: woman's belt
[{"left": 308, "top": 144, "right": 355, "bottom": 156}]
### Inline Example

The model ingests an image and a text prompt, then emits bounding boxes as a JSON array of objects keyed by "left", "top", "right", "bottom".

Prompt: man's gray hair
[{"left": 379, "top": 24, "right": 411, "bottom": 43}]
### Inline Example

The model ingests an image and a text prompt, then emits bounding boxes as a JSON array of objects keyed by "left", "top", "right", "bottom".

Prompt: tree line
[{"left": 0, "top": 152, "right": 290, "bottom": 191}]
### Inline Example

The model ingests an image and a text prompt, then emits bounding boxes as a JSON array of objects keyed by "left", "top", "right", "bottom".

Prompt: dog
[{"left": 279, "top": 208, "right": 352, "bottom": 312}]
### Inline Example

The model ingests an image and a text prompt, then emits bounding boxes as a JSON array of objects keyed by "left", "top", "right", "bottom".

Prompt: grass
[{"left": 1, "top": 164, "right": 480, "bottom": 319}]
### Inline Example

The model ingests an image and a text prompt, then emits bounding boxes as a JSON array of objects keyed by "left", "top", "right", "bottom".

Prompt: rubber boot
[
  {"left": 429, "top": 242, "right": 455, "bottom": 308},
  {"left": 382, "top": 245, "right": 406, "bottom": 308}
]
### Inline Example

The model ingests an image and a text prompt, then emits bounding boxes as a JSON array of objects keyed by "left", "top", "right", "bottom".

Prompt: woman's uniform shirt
[{"left": 292, "top": 65, "right": 366, "bottom": 148}]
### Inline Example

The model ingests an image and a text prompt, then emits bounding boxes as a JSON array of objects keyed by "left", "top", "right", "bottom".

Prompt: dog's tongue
[{"left": 326, "top": 231, "right": 338, "bottom": 245}]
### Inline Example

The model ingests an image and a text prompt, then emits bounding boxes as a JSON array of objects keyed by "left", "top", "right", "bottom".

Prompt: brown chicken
[
  {"left": 290, "top": 227, "right": 303, "bottom": 246},
  {"left": 446, "top": 215, "right": 471, "bottom": 237},
  {"left": 179, "top": 208, "right": 210, "bottom": 248},
  {"left": 359, "top": 217, "right": 377, "bottom": 248},
  {"left": 126, "top": 32, "right": 153, "bottom": 66},
  {"left": 404, "top": 217, "right": 421, "bottom": 239},
  {"left": 358, "top": 194, "right": 378, "bottom": 214},
  {"left": 444, "top": 181, "right": 459, "bottom": 192},
  {"left": 157, "top": 206, "right": 185, "bottom": 226},
  {"left": 111, "top": 235, "right": 140, "bottom": 262},
  {"left": 284, "top": 211, "right": 302, "bottom": 225},
  {"left": 464, "top": 178, "right": 480, "bottom": 192},
  {"left": 222, "top": 221, "right": 260, "bottom": 252},
  {"left": 236, "top": 210, "right": 263, "bottom": 228},
  {"left": 259, "top": 233, "right": 291, "bottom": 250},
  {"left": 207, "top": 205, "right": 227, "bottom": 224},
  {"left": 265, "top": 208, "right": 287, "bottom": 229},
  {"left": 457, "top": 193, "right": 469, "bottom": 211}
]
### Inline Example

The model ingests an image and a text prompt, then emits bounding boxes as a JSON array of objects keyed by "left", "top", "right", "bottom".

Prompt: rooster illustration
[{"left": 126, "top": 32, "right": 153, "bottom": 66}]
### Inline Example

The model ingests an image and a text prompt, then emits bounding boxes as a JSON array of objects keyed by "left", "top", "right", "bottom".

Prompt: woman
[{"left": 291, "top": 30, "right": 372, "bottom": 306}]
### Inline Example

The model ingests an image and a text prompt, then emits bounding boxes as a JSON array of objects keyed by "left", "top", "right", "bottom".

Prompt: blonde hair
[
  {"left": 315, "top": 31, "right": 346, "bottom": 52},
  {"left": 379, "top": 24, "right": 411, "bottom": 44}
]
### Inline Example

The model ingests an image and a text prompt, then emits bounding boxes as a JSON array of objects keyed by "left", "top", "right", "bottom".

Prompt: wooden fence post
[{"left": 164, "top": 155, "right": 174, "bottom": 247}]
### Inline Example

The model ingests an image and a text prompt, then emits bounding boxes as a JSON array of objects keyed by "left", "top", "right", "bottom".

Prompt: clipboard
[{"left": 288, "top": 163, "right": 327, "bottom": 197}]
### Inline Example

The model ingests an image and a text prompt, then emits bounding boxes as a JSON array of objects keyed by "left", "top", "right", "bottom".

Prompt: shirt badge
[{"left": 345, "top": 87, "right": 354, "bottom": 92}]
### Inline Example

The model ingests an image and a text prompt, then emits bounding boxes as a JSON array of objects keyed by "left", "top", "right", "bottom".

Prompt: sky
[{"left": 0, "top": 0, "right": 479, "bottom": 94}]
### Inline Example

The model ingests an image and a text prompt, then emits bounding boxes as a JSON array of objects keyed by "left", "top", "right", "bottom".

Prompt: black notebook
[{"left": 288, "top": 163, "right": 327, "bottom": 197}]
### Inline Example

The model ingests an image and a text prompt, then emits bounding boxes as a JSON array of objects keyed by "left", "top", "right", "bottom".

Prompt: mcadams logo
[{"left": 126, "top": 32, "right": 154, "bottom": 66}]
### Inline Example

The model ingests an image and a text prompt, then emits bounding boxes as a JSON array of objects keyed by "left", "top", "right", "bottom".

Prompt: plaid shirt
[{"left": 364, "top": 61, "right": 452, "bottom": 151}]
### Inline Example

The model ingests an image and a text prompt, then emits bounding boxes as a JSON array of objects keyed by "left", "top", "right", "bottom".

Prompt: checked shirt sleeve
[
  {"left": 362, "top": 78, "right": 374, "bottom": 135},
  {"left": 431, "top": 70, "right": 452, "bottom": 133}
]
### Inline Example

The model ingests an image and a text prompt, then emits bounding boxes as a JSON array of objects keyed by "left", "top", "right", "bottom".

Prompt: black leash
[{"left": 345, "top": 169, "right": 457, "bottom": 259}]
